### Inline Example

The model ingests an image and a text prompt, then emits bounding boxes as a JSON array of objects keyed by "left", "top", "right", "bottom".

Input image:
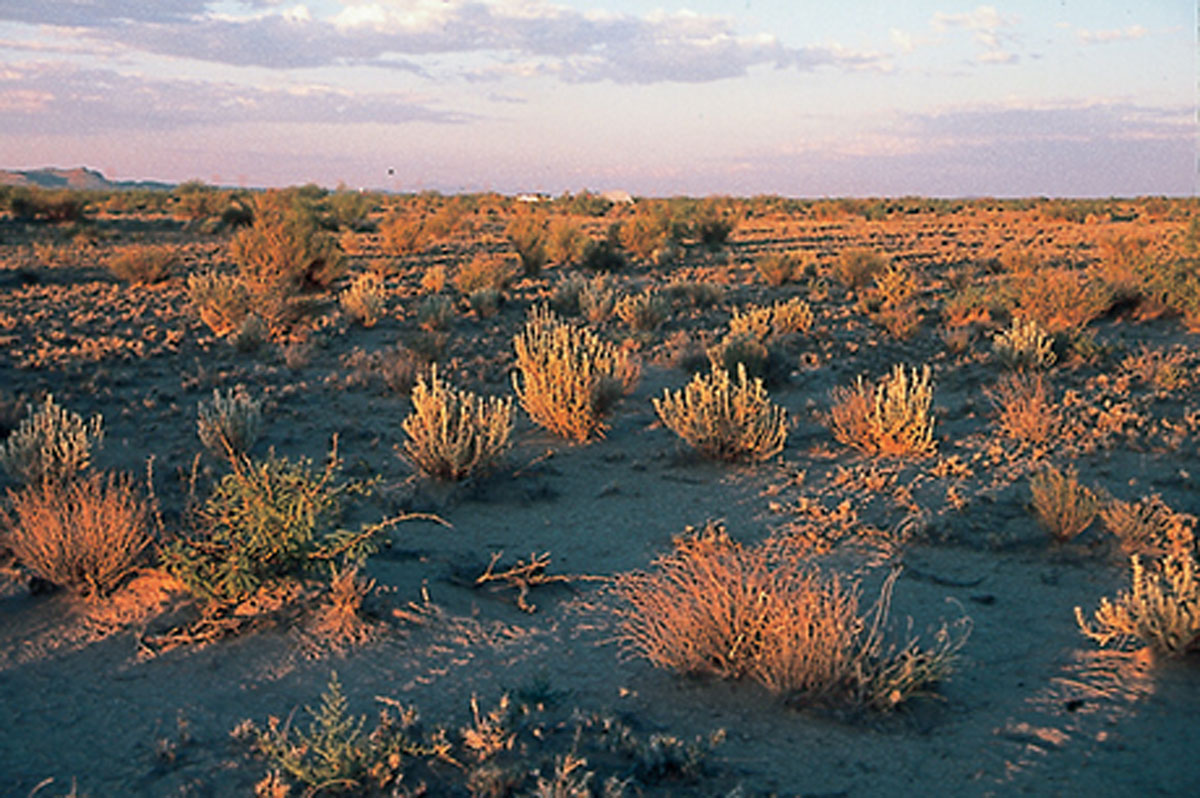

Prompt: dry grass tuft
[
  {"left": 2, "top": 471, "right": 152, "bottom": 597},
  {"left": 1029, "top": 463, "right": 1098, "bottom": 543},
  {"left": 993, "top": 317, "right": 1056, "bottom": 370},
  {"left": 512, "top": 306, "right": 638, "bottom": 442},
  {"left": 652, "top": 364, "right": 787, "bottom": 463},
  {"left": 1076, "top": 521, "right": 1200, "bottom": 656},
  {"left": 985, "top": 371, "right": 1058, "bottom": 445},
  {"left": 403, "top": 366, "right": 514, "bottom": 480},
  {"left": 308, "top": 565, "right": 377, "bottom": 650},
  {"left": 610, "top": 522, "right": 967, "bottom": 709},
  {"left": 827, "top": 364, "right": 935, "bottom": 458},
  {"left": 1099, "top": 493, "right": 1186, "bottom": 557}
]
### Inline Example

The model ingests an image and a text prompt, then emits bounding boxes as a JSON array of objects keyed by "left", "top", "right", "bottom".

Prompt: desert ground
[{"left": 1, "top": 187, "right": 1198, "bottom": 797}]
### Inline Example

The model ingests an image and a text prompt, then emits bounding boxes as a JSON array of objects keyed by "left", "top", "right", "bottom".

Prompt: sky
[{"left": 0, "top": 1, "right": 1193, "bottom": 197}]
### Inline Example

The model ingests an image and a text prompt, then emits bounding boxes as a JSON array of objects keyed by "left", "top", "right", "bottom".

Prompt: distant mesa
[{"left": 0, "top": 166, "right": 173, "bottom": 191}]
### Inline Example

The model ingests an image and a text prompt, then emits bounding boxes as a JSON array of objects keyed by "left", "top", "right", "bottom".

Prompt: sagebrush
[{"left": 403, "top": 366, "right": 514, "bottom": 480}]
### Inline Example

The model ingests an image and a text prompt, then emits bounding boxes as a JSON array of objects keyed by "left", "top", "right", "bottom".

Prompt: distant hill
[{"left": 0, "top": 167, "right": 173, "bottom": 191}]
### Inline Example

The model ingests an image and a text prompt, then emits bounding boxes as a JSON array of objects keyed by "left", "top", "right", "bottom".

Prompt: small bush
[
  {"left": 403, "top": 366, "right": 514, "bottom": 480},
  {"left": 416, "top": 294, "right": 455, "bottom": 331},
  {"left": 827, "top": 364, "right": 935, "bottom": 458},
  {"left": 652, "top": 364, "right": 787, "bottom": 463},
  {"left": 578, "top": 274, "right": 618, "bottom": 324},
  {"left": 1100, "top": 494, "right": 1182, "bottom": 557},
  {"left": 834, "top": 248, "right": 888, "bottom": 289},
  {"left": 187, "top": 270, "right": 253, "bottom": 337},
  {"left": 872, "top": 261, "right": 919, "bottom": 308},
  {"left": 1076, "top": 522, "right": 1200, "bottom": 656},
  {"left": 161, "top": 448, "right": 378, "bottom": 606},
  {"left": 993, "top": 317, "right": 1056, "bottom": 370},
  {"left": 454, "top": 254, "right": 520, "bottom": 295},
  {"left": 985, "top": 371, "right": 1057, "bottom": 445},
  {"left": 505, "top": 214, "right": 547, "bottom": 276},
  {"left": 611, "top": 523, "right": 967, "bottom": 709},
  {"left": 339, "top": 272, "right": 387, "bottom": 328},
  {"left": 196, "top": 385, "right": 263, "bottom": 460},
  {"left": 106, "top": 244, "right": 180, "bottom": 284},
  {"left": 512, "top": 306, "right": 638, "bottom": 442},
  {"left": 0, "top": 395, "right": 104, "bottom": 486},
  {"left": 614, "top": 290, "right": 670, "bottom": 332},
  {"left": 380, "top": 212, "right": 428, "bottom": 255},
  {"left": 1005, "top": 267, "right": 1111, "bottom": 335},
  {"left": 706, "top": 332, "right": 771, "bottom": 382},
  {"left": 755, "top": 251, "right": 807, "bottom": 286},
  {"left": 580, "top": 236, "right": 626, "bottom": 272},
  {"left": 1029, "top": 463, "right": 1098, "bottom": 543},
  {"left": 550, "top": 274, "right": 588, "bottom": 316},
  {"left": 545, "top": 217, "right": 590, "bottom": 265},
  {"left": 2, "top": 471, "right": 151, "bottom": 596}
]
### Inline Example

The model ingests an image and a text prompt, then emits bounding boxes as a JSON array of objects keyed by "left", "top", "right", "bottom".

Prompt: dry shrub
[
  {"left": 706, "top": 331, "right": 770, "bottom": 382},
  {"left": 611, "top": 523, "right": 967, "bottom": 709},
  {"left": 380, "top": 212, "right": 428, "bottom": 255},
  {"left": 512, "top": 306, "right": 638, "bottom": 442},
  {"left": 545, "top": 217, "right": 589, "bottom": 265},
  {"left": 1029, "top": 463, "right": 1098, "bottom": 543},
  {"left": 339, "top": 272, "right": 386, "bottom": 327},
  {"left": 993, "top": 317, "right": 1056, "bottom": 370},
  {"left": 107, "top": 244, "right": 180, "bottom": 284},
  {"left": 827, "top": 364, "right": 935, "bottom": 458},
  {"left": 941, "top": 285, "right": 996, "bottom": 327},
  {"left": 755, "top": 251, "right": 810, "bottom": 286},
  {"left": 0, "top": 394, "right": 104, "bottom": 486},
  {"left": 1076, "top": 521, "right": 1200, "bottom": 656},
  {"left": 652, "top": 364, "right": 787, "bottom": 463},
  {"left": 420, "top": 263, "right": 448, "bottom": 294},
  {"left": 1100, "top": 494, "right": 1183, "bottom": 557},
  {"left": 770, "top": 297, "right": 814, "bottom": 335},
  {"left": 230, "top": 191, "right": 345, "bottom": 299},
  {"left": 403, "top": 366, "right": 514, "bottom": 480},
  {"left": 505, "top": 214, "right": 547, "bottom": 276},
  {"left": 550, "top": 274, "right": 588, "bottom": 316},
  {"left": 614, "top": 290, "right": 669, "bottom": 332},
  {"left": 416, "top": 294, "right": 455, "bottom": 331},
  {"left": 578, "top": 274, "right": 618, "bottom": 323},
  {"left": 2, "top": 471, "right": 152, "bottom": 596},
  {"left": 455, "top": 254, "right": 520, "bottom": 295},
  {"left": 985, "top": 371, "right": 1058, "bottom": 445},
  {"left": 872, "top": 261, "right": 919, "bottom": 308},
  {"left": 309, "top": 565, "right": 376, "bottom": 650},
  {"left": 197, "top": 385, "right": 263, "bottom": 460},
  {"left": 834, "top": 248, "right": 888, "bottom": 289},
  {"left": 187, "top": 270, "right": 253, "bottom": 337},
  {"left": 1006, "top": 267, "right": 1111, "bottom": 334}
]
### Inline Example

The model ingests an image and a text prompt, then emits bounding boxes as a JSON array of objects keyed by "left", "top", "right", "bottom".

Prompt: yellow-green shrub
[{"left": 652, "top": 365, "right": 787, "bottom": 462}]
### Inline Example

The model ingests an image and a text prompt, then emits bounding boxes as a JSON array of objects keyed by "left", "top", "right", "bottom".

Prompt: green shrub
[{"left": 161, "top": 448, "right": 377, "bottom": 606}]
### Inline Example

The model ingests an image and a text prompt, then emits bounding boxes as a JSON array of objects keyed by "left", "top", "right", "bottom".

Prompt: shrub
[
  {"left": 610, "top": 523, "right": 967, "bottom": 709},
  {"left": 0, "top": 395, "right": 104, "bottom": 486},
  {"left": 691, "top": 205, "right": 735, "bottom": 249},
  {"left": 550, "top": 274, "right": 588, "bottom": 316},
  {"left": 454, "top": 254, "right": 520, "bottom": 295},
  {"left": 984, "top": 371, "right": 1058, "bottom": 445},
  {"left": 755, "top": 251, "right": 807, "bottom": 286},
  {"left": 230, "top": 191, "right": 345, "bottom": 304},
  {"left": 1100, "top": 494, "right": 1182, "bottom": 557},
  {"left": 161, "top": 448, "right": 377, "bottom": 606},
  {"left": 197, "top": 385, "right": 263, "bottom": 460},
  {"left": 992, "top": 317, "right": 1056, "bottom": 370},
  {"left": 380, "top": 212, "right": 428, "bottom": 255},
  {"left": 614, "top": 290, "right": 670, "bottom": 332},
  {"left": 580, "top": 236, "right": 626, "bottom": 272},
  {"left": 941, "top": 285, "right": 997, "bottom": 327},
  {"left": 416, "top": 294, "right": 455, "bottom": 331},
  {"left": 1005, "top": 267, "right": 1111, "bottom": 334},
  {"left": 545, "top": 217, "right": 590, "bottom": 265},
  {"left": 505, "top": 214, "right": 547, "bottom": 276},
  {"left": 187, "top": 270, "right": 253, "bottom": 337},
  {"left": 327, "top": 188, "right": 373, "bottom": 230},
  {"left": 770, "top": 297, "right": 815, "bottom": 334},
  {"left": 834, "top": 248, "right": 888, "bottom": 289},
  {"left": 1, "top": 471, "right": 151, "bottom": 596},
  {"left": 652, "top": 364, "right": 787, "bottom": 462},
  {"left": 1029, "top": 464, "right": 1098, "bottom": 543},
  {"left": 403, "top": 366, "right": 514, "bottom": 480},
  {"left": 706, "top": 332, "right": 770, "bottom": 382},
  {"left": 512, "top": 306, "right": 638, "bottom": 442},
  {"left": 339, "top": 272, "right": 386, "bottom": 328},
  {"left": 106, "top": 244, "right": 180, "bottom": 284},
  {"left": 827, "top": 364, "right": 935, "bottom": 458},
  {"left": 618, "top": 206, "right": 674, "bottom": 261},
  {"left": 1076, "top": 522, "right": 1200, "bottom": 656},
  {"left": 578, "top": 274, "right": 618, "bottom": 324}
]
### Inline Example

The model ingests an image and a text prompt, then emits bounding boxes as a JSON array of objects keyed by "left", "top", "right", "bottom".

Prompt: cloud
[
  {"left": 0, "top": 0, "right": 891, "bottom": 83},
  {"left": 0, "top": 61, "right": 467, "bottom": 134},
  {"left": 1077, "top": 25, "right": 1148, "bottom": 45},
  {"left": 931, "top": 4, "right": 1020, "bottom": 64}
]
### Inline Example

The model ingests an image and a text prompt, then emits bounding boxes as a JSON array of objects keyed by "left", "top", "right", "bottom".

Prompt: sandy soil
[{"left": 1, "top": 199, "right": 1199, "bottom": 797}]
